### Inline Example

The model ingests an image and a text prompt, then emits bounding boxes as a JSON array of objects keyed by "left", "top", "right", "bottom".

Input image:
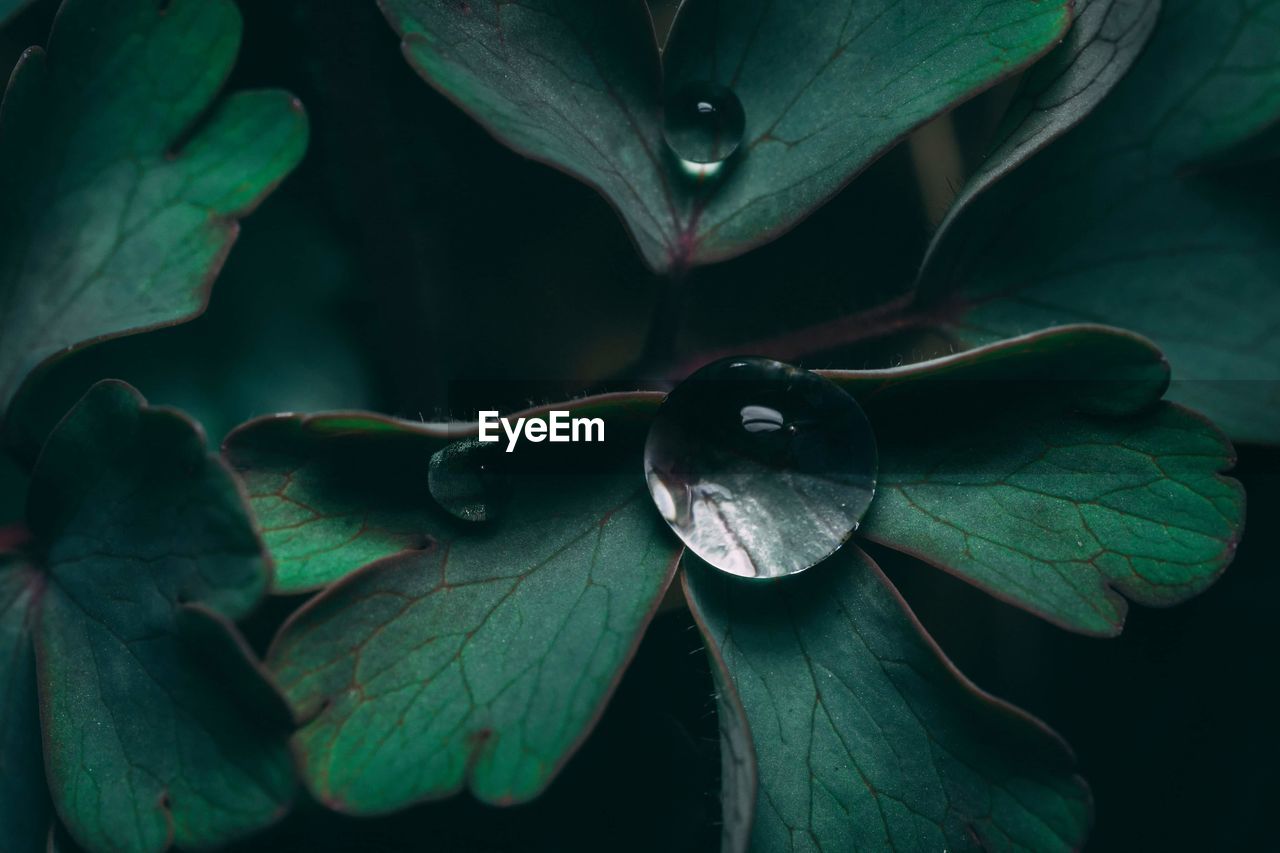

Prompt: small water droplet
[
  {"left": 663, "top": 82, "right": 745, "bottom": 178},
  {"left": 644, "top": 357, "right": 877, "bottom": 579},
  {"left": 429, "top": 439, "right": 500, "bottom": 522}
]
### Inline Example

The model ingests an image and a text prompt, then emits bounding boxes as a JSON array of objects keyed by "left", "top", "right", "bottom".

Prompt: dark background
[{"left": 4, "top": 2, "right": 1275, "bottom": 849}]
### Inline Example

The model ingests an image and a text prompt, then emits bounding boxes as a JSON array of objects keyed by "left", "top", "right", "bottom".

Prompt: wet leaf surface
[
  {"left": 379, "top": 0, "right": 1071, "bottom": 271},
  {"left": 226, "top": 396, "right": 665, "bottom": 593},
  {"left": 231, "top": 328, "right": 1245, "bottom": 846},
  {"left": 259, "top": 397, "right": 682, "bottom": 812}
]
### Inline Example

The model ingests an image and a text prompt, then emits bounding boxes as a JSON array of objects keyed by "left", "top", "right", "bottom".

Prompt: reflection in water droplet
[
  {"left": 644, "top": 358, "right": 877, "bottom": 579},
  {"left": 429, "top": 439, "right": 498, "bottom": 522},
  {"left": 663, "top": 82, "right": 745, "bottom": 178}
]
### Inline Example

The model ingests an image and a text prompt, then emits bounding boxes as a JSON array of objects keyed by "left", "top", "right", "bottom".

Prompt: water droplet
[
  {"left": 644, "top": 357, "right": 877, "bottom": 579},
  {"left": 663, "top": 82, "right": 745, "bottom": 178},
  {"left": 429, "top": 439, "right": 500, "bottom": 522}
]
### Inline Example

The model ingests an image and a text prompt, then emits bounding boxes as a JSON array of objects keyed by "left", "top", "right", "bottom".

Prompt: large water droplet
[
  {"left": 429, "top": 439, "right": 500, "bottom": 522},
  {"left": 644, "top": 358, "right": 877, "bottom": 579},
  {"left": 663, "top": 82, "right": 745, "bottom": 178}
]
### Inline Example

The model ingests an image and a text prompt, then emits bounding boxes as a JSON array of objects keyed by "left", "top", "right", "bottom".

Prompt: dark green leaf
[
  {"left": 259, "top": 397, "right": 681, "bottom": 812},
  {"left": 866, "top": 395, "right": 1242, "bottom": 636},
  {"left": 685, "top": 546, "right": 1091, "bottom": 851},
  {"left": 920, "top": 0, "right": 1280, "bottom": 442},
  {"left": 225, "top": 395, "right": 665, "bottom": 592},
  {"left": 224, "top": 413, "right": 454, "bottom": 593},
  {"left": 930, "top": 0, "right": 1161, "bottom": 261},
  {"left": 379, "top": 0, "right": 1071, "bottom": 271},
  {"left": 29, "top": 382, "right": 294, "bottom": 853},
  {"left": 0, "top": 550, "right": 45, "bottom": 853},
  {"left": 702, "top": 592, "right": 755, "bottom": 853},
  {"left": 825, "top": 326, "right": 1244, "bottom": 635},
  {"left": 0, "top": 0, "right": 308, "bottom": 420},
  {"left": 822, "top": 324, "right": 1173, "bottom": 417},
  {"left": 6, "top": 199, "right": 376, "bottom": 456}
]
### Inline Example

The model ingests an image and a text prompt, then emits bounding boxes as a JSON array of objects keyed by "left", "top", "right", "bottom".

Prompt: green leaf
[
  {"left": 27, "top": 381, "right": 294, "bottom": 853},
  {"left": 6, "top": 199, "right": 376, "bottom": 457},
  {"left": 822, "top": 323, "right": 1173, "bottom": 417},
  {"left": 823, "top": 326, "right": 1244, "bottom": 636},
  {"left": 225, "top": 395, "right": 665, "bottom": 593},
  {"left": 865, "top": 397, "right": 1242, "bottom": 637},
  {"left": 704, "top": 600, "right": 756, "bottom": 853},
  {"left": 685, "top": 547, "right": 1091, "bottom": 852},
  {"left": 262, "top": 397, "right": 680, "bottom": 812},
  {"left": 929, "top": 0, "right": 1161, "bottom": 262},
  {"left": 0, "top": 551, "right": 45, "bottom": 853},
  {"left": 223, "top": 413, "right": 454, "bottom": 594},
  {"left": 0, "top": 0, "right": 308, "bottom": 421},
  {"left": 379, "top": 0, "right": 1071, "bottom": 271},
  {"left": 920, "top": 0, "right": 1280, "bottom": 442}
]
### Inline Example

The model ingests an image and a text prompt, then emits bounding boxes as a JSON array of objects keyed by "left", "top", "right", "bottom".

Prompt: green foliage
[
  {"left": 381, "top": 0, "right": 1070, "bottom": 271},
  {"left": 827, "top": 327, "right": 1243, "bottom": 635},
  {"left": 224, "top": 413, "right": 456, "bottom": 593},
  {"left": 687, "top": 547, "right": 1091, "bottom": 851},
  {"left": 158, "top": 327, "right": 1258, "bottom": 848},
  {"left": 5, "top": 201, "right": 375, "bottom": 456},
  {"left": 923, "top": 0, "right": 1280, "bottom": 442},
  {"left": 261, "top": 399, "right": 678, "bottom": 811},
  {"left": 6, "top": 382, "right": 293, "bottom": 852},
  {"left": 0, "top": 0, "right": 307, "bottom": 425},
  {"left": 0, "top": 1, "right": 1272, "bottom": 850},
  {"left": 934, "top": 0, "right": 1162, "bottom": 237}
]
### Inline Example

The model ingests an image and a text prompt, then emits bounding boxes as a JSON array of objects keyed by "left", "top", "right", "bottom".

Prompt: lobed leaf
[
  {"left": 379, "top": 0, "right": 1071, "bottom": 271},
  {"left": 224, "top": 414, "right": 455, "bottom": 594},
  {"left": 685, "top": 546, "right": 1091, "bottom": 851},
  {"left": 258, "top": 396, "right": 680, "bottom": 812},
  {"left": 225, "top": 396, "right": 665, "bottom": 593},
  {"left": 921, "top": 0, "right": 1280, "bottom": 443},
  {"left": 825, "top": 326, "right": 1244, "bottom": 635},
  {"left": 0, "top": 0, "right": 308, "bottom": 423},
  {"left": 865, "top": 396, "right": 1242, "bottom": 636},
  {"left": 5, "top": 200, "right": 376, "bottom": 457},
  {"left": 232, "top": 328, "right": 1241, "bottom": 843},
  {"left": 28, "top": 382, "right": 294, "bottom": 853},
  {"left": 234, "top": 325, "right": 1241, "bottom": 639}
]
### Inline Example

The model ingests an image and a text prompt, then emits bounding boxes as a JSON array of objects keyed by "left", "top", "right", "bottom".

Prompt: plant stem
[
  {"left": 661, "top": 291, "right": 944, "bottom": 378},
  {"left": 908, "top": 112, "right": 966, "bottom": 228},
  {"left": 639, "top": 269, "right": 689, "bottom": 386}
]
